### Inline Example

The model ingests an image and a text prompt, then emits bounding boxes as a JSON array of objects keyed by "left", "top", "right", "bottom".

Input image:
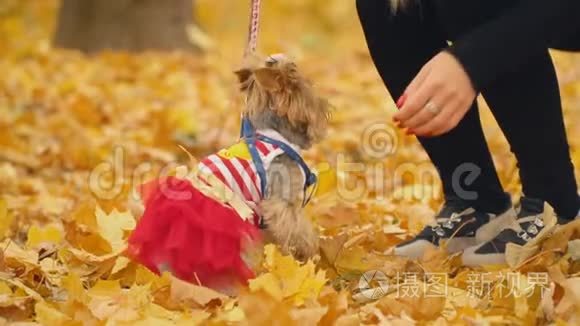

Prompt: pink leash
[{"left": 244, "top": 0, "right": 262, "bottom": 57}]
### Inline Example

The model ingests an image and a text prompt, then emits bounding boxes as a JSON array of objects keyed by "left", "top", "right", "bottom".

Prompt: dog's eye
[
  {"left": 266, "top": 53, "right": 286, "bottom": 66},
  {"left": 265, "top": 56, "right": 277, "bottom": 65}
]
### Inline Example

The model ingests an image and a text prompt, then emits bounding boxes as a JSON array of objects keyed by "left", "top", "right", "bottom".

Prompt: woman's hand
[{"left": 393, "top": 51, "right": 477, "bottom": 137}]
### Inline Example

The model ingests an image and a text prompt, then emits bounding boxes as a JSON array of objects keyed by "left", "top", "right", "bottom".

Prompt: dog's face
[{"left": 235, "top": 54, "right": 330, "bottom": 145}]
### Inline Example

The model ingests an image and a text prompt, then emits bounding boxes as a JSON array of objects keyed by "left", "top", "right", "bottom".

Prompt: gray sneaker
[
  {"left": 462, "top": 197, "right": 559, "bottom": 266},
  {"left": 394, "top": 197, "right": 516, "bottom": 259}
]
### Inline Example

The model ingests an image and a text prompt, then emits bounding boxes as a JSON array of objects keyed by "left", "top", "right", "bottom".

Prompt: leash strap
[
  {"left": 244, "top": 0, "right": 262, "bottom": 57},
  {"left": 256, "top": 136, "right": 317, "bottom": 188},
  {"left": 257, "top": 135, "right": 318, "bottom": 207},
  {"left": 240, "top": 0, "right": 262, "bottom": 135},
  {"left": 240, "top": 117, "right": 268, "bottom": 197},
  {"left": 240, "top": 117, "right": 318, "bottom": 207},
  {"left": 239, "top": 1, "right": 317, "bottom": 217}
]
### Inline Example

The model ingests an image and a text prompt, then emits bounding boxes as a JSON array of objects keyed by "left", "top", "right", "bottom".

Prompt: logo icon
[{"left": 358, "top": 270, "right": 389, "bottom": 300}]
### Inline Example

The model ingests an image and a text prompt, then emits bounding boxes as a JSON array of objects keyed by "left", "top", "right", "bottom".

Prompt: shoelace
[
  {"left": 431, "top": 213, "right": 463, "bottom": 237},
  {"left": 515, "top": 215, "right": 545, "bottom": 241}
]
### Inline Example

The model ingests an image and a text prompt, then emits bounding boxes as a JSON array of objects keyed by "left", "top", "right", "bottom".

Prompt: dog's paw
[
  {"left": 291, "top": 226, "right": 320, "bottom": 261},
  {"left": 278, "top": 218, "right": 319, "bottom": 262}
]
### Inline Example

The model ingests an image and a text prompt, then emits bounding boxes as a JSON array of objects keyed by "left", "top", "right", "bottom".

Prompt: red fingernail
[{"left": 396, "top": 93, "right": 408, "bottom": 109}]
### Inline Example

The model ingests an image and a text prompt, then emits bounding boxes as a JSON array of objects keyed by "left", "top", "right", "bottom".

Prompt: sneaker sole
[
  {"left": 393, "top": 240, "right": 437, "bottom": 259},
  {"left": 394, "top": 237, "right": 477, "bottom": 259}
]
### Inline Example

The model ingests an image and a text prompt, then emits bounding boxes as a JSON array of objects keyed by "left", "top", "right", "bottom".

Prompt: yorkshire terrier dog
[
  {"left": 128, "top": 54, "right": 330, "bottom": 289},
  {"left": 235, "top": 54, "right": 330, "bottom": 260}
]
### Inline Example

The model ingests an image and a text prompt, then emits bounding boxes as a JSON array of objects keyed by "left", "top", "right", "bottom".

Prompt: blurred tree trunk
[{"left": 53, "top": 0, "right": 198, "bottom": 53}]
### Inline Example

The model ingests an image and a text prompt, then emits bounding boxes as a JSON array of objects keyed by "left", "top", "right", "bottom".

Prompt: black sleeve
[{"left": 446, "top": 0, "right": 580, "bottom": 90}]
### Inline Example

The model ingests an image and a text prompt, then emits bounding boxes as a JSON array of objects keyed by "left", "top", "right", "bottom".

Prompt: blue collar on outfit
[{"left": 240, "top": 116, "right": 317, "bottom": 208}]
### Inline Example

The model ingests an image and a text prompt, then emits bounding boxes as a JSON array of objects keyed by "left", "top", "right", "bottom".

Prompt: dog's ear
[
  {"left": 235, "top": 54, "right": 261, "bottom": 84},
  {"left": 234, "top": 68, "right": 252, "bottom": 84},
  {"left": 254, "top": 67, "right": 283, "bottom": 92}
]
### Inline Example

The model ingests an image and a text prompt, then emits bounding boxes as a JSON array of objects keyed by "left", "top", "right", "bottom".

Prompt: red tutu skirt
[{"left": 127, "top": 176, "right": 261, "bottom": 287}]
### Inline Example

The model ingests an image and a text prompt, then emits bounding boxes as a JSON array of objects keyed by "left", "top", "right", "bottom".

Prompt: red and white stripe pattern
[{"left": 198, "top": 130, "right": 294, "bottom": 220}]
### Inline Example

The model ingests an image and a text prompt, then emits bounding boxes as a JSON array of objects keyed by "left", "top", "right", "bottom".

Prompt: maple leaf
[
  {"left": 1, "top": 239, "right": 39, "bottom": 272},
  {"left": 35, "top": 301, "right": 71, "bottom": 325},
  {"left": 86, "top": 280, "right": 150, "bottom": 322},
  {"left": 169, "top": 276, "right": 227, "bottom": 307},
  {"left": 249, "top": 244, "right": 327, "bottom": 306},
  {"left": 95, "top": 206, "right": 136, "bottom": 253},
  {"left": 26, "top": 224, "right": 63, "bottom": 249},
  {"left": 61, "top": 272, "right": 86, "bottom": 303}
]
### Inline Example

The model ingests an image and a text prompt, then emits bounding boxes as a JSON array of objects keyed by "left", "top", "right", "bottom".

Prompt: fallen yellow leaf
[
  {"left": 95, "top": 206, "right": 136, "bottom": 252},
  {"left": 0, "top": 199, "right": 13, "bottom": 240},
  {"left": 35, "top": 301, "right": 71, "bottom": 326},
  {"left": 26, "top": 224, "right": 63, "bottom": 248}
]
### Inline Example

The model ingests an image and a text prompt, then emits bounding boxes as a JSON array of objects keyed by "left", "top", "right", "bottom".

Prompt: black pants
[{"left": 356, "top": 0, "right": 580, "bottom": 219}]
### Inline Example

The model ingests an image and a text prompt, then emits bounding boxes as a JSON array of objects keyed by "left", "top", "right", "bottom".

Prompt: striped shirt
[{"left": 197, "top": 129, "right": 303, "bottom": 222}]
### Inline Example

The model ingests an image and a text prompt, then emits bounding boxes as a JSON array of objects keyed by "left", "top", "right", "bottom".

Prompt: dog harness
[{"left": 198, "top": 117, "right": 317, "bottom": 226}]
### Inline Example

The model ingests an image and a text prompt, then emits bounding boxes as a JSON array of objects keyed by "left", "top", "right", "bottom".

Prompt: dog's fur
[{"left": 235, "top": 55, "right": 330, "bottom": 261}]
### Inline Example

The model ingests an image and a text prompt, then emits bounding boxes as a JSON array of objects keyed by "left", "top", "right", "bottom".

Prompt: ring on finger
[{"left": 424, "top": 101, "right": 441, "bottom": 115}]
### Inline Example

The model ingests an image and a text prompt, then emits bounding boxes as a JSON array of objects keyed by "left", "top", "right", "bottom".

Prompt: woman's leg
[
  {"left": 550, "top": 25, "right": 580, "bottom": 51},
  {"left": 461, "top": 51, "right": 579, "bottom": 265},
  {"left": 356, "top": 0, "right": 510, "bottom": 213},
  {"left": 432, "top": 0, "right": 580, "bottom": 219},
  {"left": 457, "top": 46, "right": 580, "bottom": 264},
  {"left": 481, "top": 51, "right": 580, "bottom": 219}
]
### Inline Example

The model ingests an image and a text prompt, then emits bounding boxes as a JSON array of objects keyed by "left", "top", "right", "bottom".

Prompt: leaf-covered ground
[{"left": 2, "top": 1, "right": 580, "bottom": 325}]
